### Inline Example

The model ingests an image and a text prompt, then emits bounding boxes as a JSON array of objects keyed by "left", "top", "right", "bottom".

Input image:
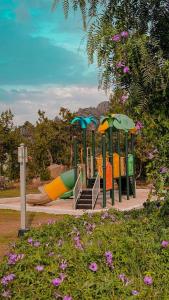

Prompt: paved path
[{"left": 0, "top": 189, "right": 149, "bottom": 215}]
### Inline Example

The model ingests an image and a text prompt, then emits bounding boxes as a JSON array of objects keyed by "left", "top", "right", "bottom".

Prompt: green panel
[
  {"left": 113, "top": 115, "right": 135, "bottom": 131},
  {"left": 128, "top": 154, "right": 134, "bottom": 176},
  {"left": 60, "top": 190, "right": 73, "bottom": 199},
  {"left": 60, "top": 169, "right": 76, "bottom": 190}
]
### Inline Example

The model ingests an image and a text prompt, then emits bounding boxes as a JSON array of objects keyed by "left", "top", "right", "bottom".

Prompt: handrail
[
  {"left": 92, "top": 173, "right": 100, "bottom": 209},
  {"left": 73, "top": 169, "right": 82, "bottom": 209}
]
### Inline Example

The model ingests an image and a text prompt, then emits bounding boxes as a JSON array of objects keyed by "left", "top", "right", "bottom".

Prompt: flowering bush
[{"left": 1, "top": 209, "right": 169, "bottom": 299}]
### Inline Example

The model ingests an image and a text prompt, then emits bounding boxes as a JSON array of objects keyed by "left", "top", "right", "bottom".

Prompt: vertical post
[
  {"left": 109, "top": 127, "right": 114, "bottom": 205},
  {"left": 82, "top": 128, "right": 87, "bottom": 185},
  {"left": 125, "top": 132, "right": 130, "bottom": 200},
  {"left": 102, "top": 134, "right": 106, "bottom": 208},
  {"left": 18, "top": 143, "right": 29, "bottom": 237},
  {"left": 117, "top": 131, "right": 122, "bottom": 202},
  {"left": 131, "top": 134, "right": 136, "bottom": 198},
  {"left": 73, "top": 136, "right": 78, "bottom": 182},
  {"left": 91, "top": 130, "right": 96, "bottom": 177}
]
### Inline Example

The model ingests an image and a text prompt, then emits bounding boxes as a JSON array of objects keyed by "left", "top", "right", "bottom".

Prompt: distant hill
[{"left": 76, "top": 101, "right": 110, "bottom": 119}]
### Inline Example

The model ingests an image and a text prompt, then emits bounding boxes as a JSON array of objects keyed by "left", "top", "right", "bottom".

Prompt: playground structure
[{"left": 27, "top": 114, "right": 137, "bottom": 209}]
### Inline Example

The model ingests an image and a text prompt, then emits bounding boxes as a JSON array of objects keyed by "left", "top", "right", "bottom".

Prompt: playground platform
[{"left": 0, "top": 188, "right": 149, "bottom": 215}]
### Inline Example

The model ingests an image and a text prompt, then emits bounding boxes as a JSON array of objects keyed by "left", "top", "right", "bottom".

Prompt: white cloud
[{"left": 0, "top": 84, "right": 107, "bottom": 125}]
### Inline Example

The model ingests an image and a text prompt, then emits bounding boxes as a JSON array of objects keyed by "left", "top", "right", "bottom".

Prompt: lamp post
[{"left": 18, "top": 143, "right": 29, "bottom": 237}]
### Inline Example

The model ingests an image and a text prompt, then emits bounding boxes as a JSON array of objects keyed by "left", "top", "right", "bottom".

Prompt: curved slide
[{"left": 27, "top": 169, "right": 76, "bottom": 205}]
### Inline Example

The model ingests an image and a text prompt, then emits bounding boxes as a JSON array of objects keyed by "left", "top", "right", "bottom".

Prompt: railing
[
  {"left": 73, "top": 169, "right": 83, "bottom": 209},
  {"left": 92, "top": 173, "right": 100, "bottom": 209}
]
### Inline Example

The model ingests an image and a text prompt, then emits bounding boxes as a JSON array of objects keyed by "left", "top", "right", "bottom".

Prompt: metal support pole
[
  {"left": 109, "top": 127, "right": 114, "bottom": 205},
  {"left": 117, "top": 132, "right": 122, "bottom": 202},
  {"left": 102, "top": 134, "right": 106, "bottom": 208},
  {"left": 18, "top": 143, "right": 29, "bottom": 237},
  {"left": 82, "top": 128, "right": 87, "bottom": 185},
  {"left": 125, "top": 132, "right": 130, "bottom": 200},
  {"left": 91, "top": 130, "right": 96, "bottom": 177},
  {"left": 131, "top": 134, "right": 136, "bottom": 198},
  {"left": 73, "top": 137, "right": 78, "bottom": 182}
]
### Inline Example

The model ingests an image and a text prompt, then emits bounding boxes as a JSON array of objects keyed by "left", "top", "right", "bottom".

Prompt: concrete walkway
[{"left": 0, "top": 189, "right": 149, "bottom": 215}]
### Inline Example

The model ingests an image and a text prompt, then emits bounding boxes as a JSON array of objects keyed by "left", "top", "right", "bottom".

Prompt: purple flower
[
  {"left": 60, "top": 260, "right": 67, "bottom": 271},
  {"left": 8, "top": 253, "right": 24, "bottom": 265},
  {"left": 144, "top": 276, "right": 153, "bottom": 285},
  {"left": 121, "top": 95, "right": 129, "bottom": 104},
  {"left": 1, "top": 290, "right": 11, "bottom": 298},
  {"left": 161, "top": 240, "right": 169, "bottom": 248},
  {"left": 123, "top": 66, "right": 130, "bottom": 73},
  {"left": 112, "top": 34, "right": 121, "bottom": 42},
  {"left": 73, "top": 235, "right": 83, "bottom": 250},
  {"left": 63, "top": 296, "right": 72, "bottom": 300},
  {"left": 116, "top": 61, "right": 125, "bottom": 68},
  {"left": 118, "top": 273, "right": 130, "bottom": 285},
  {"left": 60, "top": 273, "right": 66, "bottom": 282},
  {"left": 52, "top": 278, "right": 62, "bottom": 287},
  {"left": 135, "top": 121, "right": 144, "bottom": 131},
  {"left": 7, "top": 253, "right": 24, "bottom": 265},
  {"left": 33, "top": 241, "right": 41, "bottom": 247},
  {"left": 147, "top": 152, "right": 154, "bottom": 160},
  {"left": 121, "top": 31, "right": 129, "bottom": 38},
  {"left": 48, "top": 252, "right": 55, "bottom": 257},
  {"left": 35, "top": 265, "right": 44, "bottom": 272},
  {"left": 131, "top": 290, "right": 139, "bottom": 295},
  {"left": 101, "top": 211, "right": 109, "bottom": 219},
  {"left": 57, "top": 239, "right": 63, "bottom": 247},
  {"left": 28, "top": 238, "right": 33, "bottom": 244},
  {"left": 85, "top": 222, "right": 96, "bottom": 234},
  {"left": 160, "top": 167, "right": 168, "bottom": 174},
  {"left": 89, "top": 262, "right": 98, "bottom": 272},
  {"left": 1, "top": 274, "right": 16, "bottom": 286},
  {"left": 105, "top": 251, "right": 114, "bottom": 269}
]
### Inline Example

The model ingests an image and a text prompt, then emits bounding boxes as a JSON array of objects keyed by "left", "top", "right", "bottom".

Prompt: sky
[{"left": 0, "top": 0, "right": 106, "bottom": 124}]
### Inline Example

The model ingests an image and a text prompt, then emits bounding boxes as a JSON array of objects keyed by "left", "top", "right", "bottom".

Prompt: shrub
[{"left": 1, "top": 210, "right": 169, "bottom": 299}]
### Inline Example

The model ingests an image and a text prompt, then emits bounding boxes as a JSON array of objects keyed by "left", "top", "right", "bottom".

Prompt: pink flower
[
  {"left": 52, "top": 278, "right": 62, "bottom": 287},
  {"left": 28, "top": 238, "right": 33, "bottom": 244},
  {"left": 144, "top": 276, "right": 153, "bottom": 285},
  {"left": 147, "top": 152, "right": 154, "bottom": 160},
  {"left": 121, "top": 31, "right": 129, "bottom": 38},
  {"left": 33, "top": 241, "right": 41, "bottom": 247},
  {"left": 121, "top": 95, "right": 129, "bottom": 104},
  {"left": 135, "top": 121, "right": 144, "bottom": 131},
  {"left": 161, "top": 240, "right": 169, "bottom": 248},
  {"left": 63, "top": 296, "right": 72, "bottom": 300},
  {"left": 112, "top": 34, "right": 121, "bottom": 42},
  {"left": 123, "top": 66, "right": 130, "bottom": 73},
  {"left": 116, "top": 61, "right": 125, "bottom": 68},
  {"left": 60, "top": 260, "right": 68, "bottom": 270},
  {"left": 89, "top": 262, "right": 98, "bottom": 272},
  {"left": 35, "top": 265, "right": 44, "bottom": 272}
]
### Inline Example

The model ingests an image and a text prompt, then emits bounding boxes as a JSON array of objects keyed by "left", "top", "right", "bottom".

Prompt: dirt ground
[{"left": 0, "top": 210, "right": 64, "bottom": 261}]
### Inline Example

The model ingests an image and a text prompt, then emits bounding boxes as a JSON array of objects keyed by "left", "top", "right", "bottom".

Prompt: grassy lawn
[
  {"left": 0, "top": 209, "right": 63, "bottom": 261},
  {"left": 1, "top": 206, "right": 169, "bottom": 299},
  {"left": 0, "top": 186, "right": 39, "bottom": 198}
]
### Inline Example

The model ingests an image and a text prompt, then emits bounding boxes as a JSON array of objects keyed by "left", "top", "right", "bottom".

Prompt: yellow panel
[
  {"left": 44, "top": 176, "right": 68, "bottom": 200},
  {"left": 98, "top": 121, "right": 109, "bottom": 133}
]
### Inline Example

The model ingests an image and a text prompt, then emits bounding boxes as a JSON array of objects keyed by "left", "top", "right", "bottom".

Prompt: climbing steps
[{"left": 75, "top": 177, "right": 101, "bottom": 210}]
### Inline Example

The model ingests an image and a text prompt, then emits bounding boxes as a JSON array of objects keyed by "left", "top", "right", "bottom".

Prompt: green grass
[
  {"left": 0, "top": 187, "right": 38, "bottom": 198},
  {"left": 1, "top": 203, "right": 169, "bottom": 299}
]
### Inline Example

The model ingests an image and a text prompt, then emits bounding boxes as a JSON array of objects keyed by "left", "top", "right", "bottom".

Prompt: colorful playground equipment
[{"left": 27, "top": 114, "right": 137, "bottom": 209}]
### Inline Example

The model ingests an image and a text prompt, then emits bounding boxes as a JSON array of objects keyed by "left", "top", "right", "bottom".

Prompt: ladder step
[
  {"left": 76, "top": 203, "right": 92, "bottom": 209},
  {"left": 77, "top": 199, "right": 92, "bottom": 204},
  {"left": 80, "top": 194, "right": 92, "bottom": 199}
]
